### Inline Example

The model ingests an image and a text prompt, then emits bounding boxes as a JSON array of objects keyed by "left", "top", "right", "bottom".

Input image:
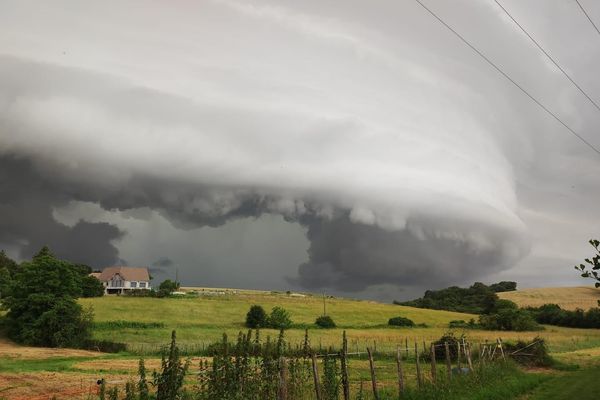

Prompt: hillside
[{"left": 498, "top": 286, "right": 600, "bottom": 311}]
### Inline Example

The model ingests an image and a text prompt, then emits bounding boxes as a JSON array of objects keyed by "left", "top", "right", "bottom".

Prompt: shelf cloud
[{"left": 1, "top": 0, "right": 597, "bottom": 294}]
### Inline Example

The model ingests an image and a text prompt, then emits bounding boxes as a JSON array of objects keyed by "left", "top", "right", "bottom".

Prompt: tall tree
[{"left": 3, "top": 246, "right": 92, "bottom": 347}]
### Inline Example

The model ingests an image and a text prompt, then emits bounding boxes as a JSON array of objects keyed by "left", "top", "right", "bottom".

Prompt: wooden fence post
[
  {"left": 415, "top": 342, "right": 422, "bottom": 389},
  {"left": 278, "top": 357, "right": 288, "bottom": 400},
  {"left": 465, "top": 341, "right": 473, "bottom": 371},
  {"left": 367, "top": 347, "right": 379, "bottom": 400},
  {"left": 430, "top": 344, "right": 437, "bottom": 383},
  {"left": 457, "top": 341, "right": 462, "bottom": 371},
  {"left": 311, "top": 353, "right": 322, "bottom": 400},
  {"left": 405, "top": 338, "right": 409, "bottom": 358},
  {"left": 396, "top": 345, "right": 405, "bottom": 396},
  {"left": 444, "top": 341, "right": 452, "bottom": 380},
  {"left": 498, "top": 338, "right": 506, "bottom": 361},
  {"left": 341, "top": 332, "right": 350, "bottom": 400}
]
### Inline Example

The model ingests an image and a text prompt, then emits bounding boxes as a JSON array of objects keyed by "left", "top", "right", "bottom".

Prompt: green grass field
[
  {"left": 4, "top": 288, "right": 600, "bottom": 399},
  {"left": 78, "top": 291, "right": 600, "bottom": 355}
]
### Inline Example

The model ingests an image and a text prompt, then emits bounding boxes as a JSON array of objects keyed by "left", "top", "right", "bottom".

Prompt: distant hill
[{"left": 499, "top": 287, "right": 600, "bottom": 311}]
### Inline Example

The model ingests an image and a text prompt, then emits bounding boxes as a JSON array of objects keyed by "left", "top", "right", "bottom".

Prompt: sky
[{"left": 0, "top": 0, "right": 599, "bottom": 301}]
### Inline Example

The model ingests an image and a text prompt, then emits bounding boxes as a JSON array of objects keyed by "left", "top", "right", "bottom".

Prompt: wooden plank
[
  {"left": 444, "top": 341, "right": 452, "bottom": 380},
  {"left": 430, "top": 344, "right": 437, "bottom": 383},
  {"left": 415, "top": 342, "right": 422, "bottom": 389}
]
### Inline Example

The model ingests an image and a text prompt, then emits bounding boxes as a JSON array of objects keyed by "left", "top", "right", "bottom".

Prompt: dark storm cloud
[
  {"left": 1, "top": 0, "right": 599, "bottom": 297},
  {"left": 0, "top": 155, "right": 123, "bottom": 266}
]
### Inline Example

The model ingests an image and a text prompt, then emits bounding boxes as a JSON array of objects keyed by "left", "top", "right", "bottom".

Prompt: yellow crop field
[{"left": 498, "top": 286, "right": 600, "bottom": 311}]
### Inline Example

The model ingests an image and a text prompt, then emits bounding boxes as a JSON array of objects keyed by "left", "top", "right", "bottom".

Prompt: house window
[
  {"left": 139, "top": 282, "right": 147, "bottom": 288},
  {"left": 131, "top": 281, "right": 138, "bottom": 288}
]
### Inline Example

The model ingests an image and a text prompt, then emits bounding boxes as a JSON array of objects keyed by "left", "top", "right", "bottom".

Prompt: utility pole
[{"left": 323, "top": 293, "right": 326, "bottom": 316}]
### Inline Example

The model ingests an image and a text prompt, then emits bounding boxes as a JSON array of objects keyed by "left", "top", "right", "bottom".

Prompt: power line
[
  {"left": 412, "top": 0, "right": 600, "bottom": 156},
  {"left": 575, "top": 0, "right": 600, "bottom": 37},
  {"left": 494, "top": 0, "right": 600, "bottom": 112}
]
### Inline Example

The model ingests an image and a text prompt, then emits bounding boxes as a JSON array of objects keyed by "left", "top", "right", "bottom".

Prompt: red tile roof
[{"left": 97, "top": 266, "right": 150, "bottom": 282}]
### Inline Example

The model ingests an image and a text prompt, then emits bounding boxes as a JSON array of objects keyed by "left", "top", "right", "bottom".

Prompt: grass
[
  {"left": 498, "top": 286, "right": 600, "bottom": 311},
  {"left": 78, "top": 292, "right": 600, "bottom": 355},
  {"left": 523, "top": 365, "right": 600, "bottom": 400}
]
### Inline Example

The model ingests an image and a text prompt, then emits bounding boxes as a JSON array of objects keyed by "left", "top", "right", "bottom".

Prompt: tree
[
  {"left": 3, "top": 246, "right": 92, "bottom": 347},
  {"left": 81, "top": 275, "right": 105, "bottom": 297},
  {"left": 315, "top": 315, "right": 336, "bottom": 328},
  {"left": 575, "top": 239, "right": 600, "bottom": 288},
  {"left": 0, "top": 250, "right": 18, "bottom": 299},
  {"left": 158, "top": 279, "right": 180, "bottom": 297},
  {"left": 245, "top": 305, "right": 267, "bottom": 328},
  {"left": 267, "top": 306, "right": 292, "bottom": 329}
]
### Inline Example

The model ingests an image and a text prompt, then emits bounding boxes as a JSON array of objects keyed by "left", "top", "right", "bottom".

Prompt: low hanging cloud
[{"left": 0, "top": 0, "right": 557, "bottom": 291}]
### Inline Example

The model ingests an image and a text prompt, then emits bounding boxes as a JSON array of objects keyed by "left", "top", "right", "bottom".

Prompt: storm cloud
[{"left": 0, "top": 0, "right": 599, "bottom": 296}]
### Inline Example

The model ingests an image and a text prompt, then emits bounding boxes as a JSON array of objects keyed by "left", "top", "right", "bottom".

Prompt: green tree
[
  {"left": 158, "top": 279, "right": 180, "bottom": 296},
  {"left": 0, "top": 250, "right": 18, "bottom": 299},
  {"left": 3, "top": 246, "right": 92, "bottom": 347},
  {"left": 575, "top": 239, "right": 600, "bottom": 288},
  {"left": 81, "top": 275, "right": 105, "bottom": 297},
  {"left": 153, "top": 330, "right": 190, "bottom": 400},
  {"left": 267, "top": 306, "right": 292, "bottom": 329},
  {"left": 245, "top": 305, "right": 267, "bottom": 328}
]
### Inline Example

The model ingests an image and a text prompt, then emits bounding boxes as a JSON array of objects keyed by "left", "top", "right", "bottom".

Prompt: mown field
[
  {"left": 498, "top": 286, "right": 600, "bottom": 311},
  {"left": 3, "top": 287, "right": 600, "bottom": 399}
]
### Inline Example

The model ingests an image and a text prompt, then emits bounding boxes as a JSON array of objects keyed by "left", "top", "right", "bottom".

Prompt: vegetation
[
  {"left": 388, "top": 316, "right": 415, "bottom": 327},
  {"left": 315, "top": 315, "right": 337, "bottom": 328},
  {"left": 503, "top": 337, "right": 552, "bottom": 367},
  {"left": 0, "top": 250, "right": 19, "bottom": 299},
  {"left": 396, "top": 282, "right": 516, "bottom": 314},
  {"left": 81, "top": 274, "right": 105, "bottom": 297},
  {"left": 574, "top": 239, "right": 600, "bottom": 289},
  {"left": 527, "top": 303, "right": 600, "bottom": 329},
  {"left": 479, "top": 300, "right": 541, "bottom": 331},
  {"left": 267, "top": 306, "right": 293, "bottom": 329},
  {"left": 2, "top": 246, "right": 93, "bottom": 347},
  {"left": 158, "top": 279, "right": 181, "bottom": 297},
  {"left": 246, "top": 305, "right": 268, "bottom": 328}
]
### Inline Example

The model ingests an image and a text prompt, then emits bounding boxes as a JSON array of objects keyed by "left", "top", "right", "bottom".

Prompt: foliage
[
  {"left": 153, "top": 330, "right": 190, "bottom": 400},
  {"left": 488, "top": 281, "right": 518, "bottom": 293},
  {"left": 0, "top": 250, "right": 18, "bottom": 299},
  {"left": 479, "top": 308, "right": 541, "bottom": 331},
  {"left": 246, "top": 305, "right": 267, "bottom": 328},
  {"left": 315, "top": 315, "right": 337, "bottom": 328},
  {"left": 138, "top": 358, "right": 150, "bottom": 400},
  {"left": 448, "top": 319, "right": 478, "bottom": 329},
  {"left": 574, "top": 239, "right": 600, "bottom": 289},
  {"left": 81, "top": 275, "right": 105, "bottom": 297},
  {"left": 388, "top": 316, "right": 415, "bottom": 327},
  {"left": 431, "top": 332, "right": 464, "bottom": 361},
  {"left": 267, "top": 306, "right": 293, "bottom": 329},
  {"left": 158, "top": 279, "right": 181, "bottom": 297},
  {"left": 503, "top": 337, "right": 552, "bottom": 367},
  {"left": 94, "top": 320, "right": 165, "bottom": 330},
  {"left": 395, "top": 281, "right": 508, "bottom": 314},
  {"left": 322, "top": 355, "right": 340, "bottom": 400},
  {"left": 3, "top": 246, "right": 93, "bottom": 347},
  {"left": 527, "top": 303, "right": 600, "bottom": 329}
]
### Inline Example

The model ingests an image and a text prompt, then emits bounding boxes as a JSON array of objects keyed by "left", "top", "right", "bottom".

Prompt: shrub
[
  {"left": 158, "top": 279, "right": 180, "bottom": 297},
  {"left": 267, "top": 306, "right": 292, "bottom": 329},
  {"left": 246, "top": 305, "right": 267, "bottom": 328},
  {"left": 479, "top": 308, "right": 541, "bottom": 331},
  {"left": 388, "top": 316, "right": 415, "bottom": 327},
  {"left": 431, "top": 332, "right": 463, "bottom": 361},
  {"left": 81, "top": 275, "right": 105, "bottom": 297},
  {"left": 315, "top": 315, "right": 336, "bottom": 329}
]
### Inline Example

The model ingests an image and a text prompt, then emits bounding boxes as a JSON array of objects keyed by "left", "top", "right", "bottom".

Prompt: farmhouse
[{"left": 92, "top": 266, "right": 152, "bottom": 294}]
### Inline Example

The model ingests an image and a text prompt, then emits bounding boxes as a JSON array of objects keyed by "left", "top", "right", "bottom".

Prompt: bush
[
  {"left": 431, "top": 332, "right": 463, "bottom": 361},
  {"left": 479, "top": 308, "right": 541, "bottom": 331},
  {"left": 158, "top": 279, "right": 180, "bottom": 297},
  {"left": 527, "top": 303, "right": 600, "bottom": 329},
  {"left": 81, "top": 275, "right": 105, "bottom": 297},
  {"left": 28, "top": 299, "right": 94, "bottom": 348},
  {"left": 267, "top": 306, "right": 292, "bottom": 329},
  {"left": 448, "top": 319, "right": 478, "bottom": 329},
  {"left": 246, "top": 305, "right": 267, "bottom": 328},
  {"left": 388, "top": 316, "right": 415, "bottom": 327},
  {"left": 315, "top": 315, "right": 336, "bottom": 328}
]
